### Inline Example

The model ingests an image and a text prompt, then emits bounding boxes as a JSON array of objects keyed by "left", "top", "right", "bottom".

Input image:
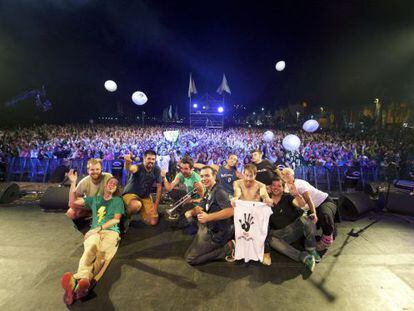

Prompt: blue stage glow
[{"left": 218, "top": 106, "right": 224, "bottom": 113}]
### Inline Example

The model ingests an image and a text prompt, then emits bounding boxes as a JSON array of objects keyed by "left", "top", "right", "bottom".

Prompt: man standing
[
  {"left": 279, "top": 167, "right": 338, "bottom": 251},
  {"left": 251, "top": 149, "right": 277, "bottom": 186},
  {"left": 61, "top": 170, "right": 124, "bottom": 305},
  {"left": 268, "top": 177, "right": 320, "bottom": 272},
  {"left": 123, "top": 150, "right": 162, "bottom": 226},
  {"left": 194, "top": 154, "right": 243, "bottom": 196},
  {"left": 66, "top": 158, "right": 113, "bottom": 233},
  {"left": 184, "top": 166, "right": 235, "bottom": 265}
]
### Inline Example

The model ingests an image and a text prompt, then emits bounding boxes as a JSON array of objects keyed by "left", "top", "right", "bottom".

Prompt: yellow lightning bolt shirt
[{"left": 83, "top": 196, "right": 124, "bottom": 233}]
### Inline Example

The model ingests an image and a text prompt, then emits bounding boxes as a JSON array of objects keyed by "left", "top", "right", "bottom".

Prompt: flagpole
[{"left": 189, "top": 94, "right": 191, "bottom": 127}]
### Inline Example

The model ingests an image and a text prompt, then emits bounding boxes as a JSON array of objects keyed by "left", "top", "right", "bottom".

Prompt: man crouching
[
  {"left": 61, "top": 169, "right": 124, "bottom": 305},
  {"left": 184, "top": 166, "right": 235, "bottom": 265},
  {"left": 267, "top": 176, "right": 321, "bottom": 272}
]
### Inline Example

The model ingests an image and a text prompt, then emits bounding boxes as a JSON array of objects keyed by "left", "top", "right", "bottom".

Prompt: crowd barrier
[{"left": 1, "top": 157, "right": 387, "bottom": 193}]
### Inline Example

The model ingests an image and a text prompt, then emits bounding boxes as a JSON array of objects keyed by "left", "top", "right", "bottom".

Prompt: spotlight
[
  {"left": 218, "top": 106, "right": 224, "bottom": 113},
  {"left": 193, "top": 103, "right": 198, "bottom": 108}
]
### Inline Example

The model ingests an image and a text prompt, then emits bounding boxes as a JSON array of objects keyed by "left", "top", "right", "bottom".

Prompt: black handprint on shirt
[{"left": 239, "top": 213, "right": 254, "bottom": 232}]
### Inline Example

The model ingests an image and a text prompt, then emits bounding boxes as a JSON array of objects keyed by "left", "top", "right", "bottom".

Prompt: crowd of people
[
  {"left": 0, "top": 124, "right": 411, "bottom": 172},
  {"left": 1, "top": 123, "right": 412, "bottom": 305}
]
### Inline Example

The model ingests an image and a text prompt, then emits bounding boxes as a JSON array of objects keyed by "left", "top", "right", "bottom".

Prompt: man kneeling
[
  {"left": 184, "top": 166, "right": 235, "bottom": 265},
  {"left": 268, "top": 177, "right": 321, "bottom": 272},
  {"left": 61, "top": 170, "right": 124, "bottom": 305}
]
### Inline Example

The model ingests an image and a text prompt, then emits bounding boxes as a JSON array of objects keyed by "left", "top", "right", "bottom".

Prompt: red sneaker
[
  {"left": 61, "top": 272, "right": 76, "bottom": 305},
  {"left": 75, "top": 278, "right": 90, "bottom": 300}
]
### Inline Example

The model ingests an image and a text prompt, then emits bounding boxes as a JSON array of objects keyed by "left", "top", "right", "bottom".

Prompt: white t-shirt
[
  {"left": 234, "top": 200, "right": 273, "bottom": 263},
  {"left": 294, "top": 179, "right": 328, "bottom": 208}
]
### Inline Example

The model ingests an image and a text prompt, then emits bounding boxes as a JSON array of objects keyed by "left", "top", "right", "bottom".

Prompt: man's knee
[
  {"left": 66, "top": 208, "right": 78, "bottom": 220},
  {"left": 148, "top": 217, "right": 159, "bottom": 226},
  {"left": 127, "top": 200, "right": 142, "bottom": 215},
  {"left": 303, "top": 219, "right": 316, "bottom": 236}
]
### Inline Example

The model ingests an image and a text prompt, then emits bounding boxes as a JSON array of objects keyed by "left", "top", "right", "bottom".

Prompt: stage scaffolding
[{"left": 189, "top": 93, "right": 224, "bottom": 129}]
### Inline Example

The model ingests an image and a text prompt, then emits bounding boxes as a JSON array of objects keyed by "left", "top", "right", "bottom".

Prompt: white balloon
[
  {"left": 282, "top": 134, "right": 301, "bottom": 151},
  {"left": 302, "top": 119, "right": 319, "bottom": 133},
  {"left": 132, "top": 91, "right": 148, "bottom": 105},
  {"left": 275, "top": 60, "right": 286, "bottom": 71},
  {"left": 263, "top": 130, "right": 275, "bottom": 142},
  {"left": 104, "top": 80, "right": 117, "bottom": 92}
]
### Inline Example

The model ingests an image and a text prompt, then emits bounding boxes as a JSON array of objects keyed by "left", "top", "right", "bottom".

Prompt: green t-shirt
[
  {"left": 84, "top": 196, "right": 125, "bottom": 233},
  {"left": 177, "top": 171, "right": 202, "bottom": 198}
]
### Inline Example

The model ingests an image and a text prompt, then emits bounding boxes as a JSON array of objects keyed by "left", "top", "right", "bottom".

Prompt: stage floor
[{"left": 1, "top": 199, "right": 414, "bottom": 311}]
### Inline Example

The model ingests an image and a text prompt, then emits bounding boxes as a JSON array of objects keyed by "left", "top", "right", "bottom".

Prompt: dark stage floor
[{"left": 1, "top": 197, "right": 414, "bottom": 311}]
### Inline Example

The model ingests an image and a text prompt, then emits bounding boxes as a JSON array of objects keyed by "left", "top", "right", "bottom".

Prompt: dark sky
[{"left": 1, "top": 0, "right": 414, "bottom": 120}]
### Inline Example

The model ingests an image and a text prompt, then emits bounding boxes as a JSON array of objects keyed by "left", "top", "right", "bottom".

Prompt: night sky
[{"left": 1, "top": 0, "right": 414, "bottom": 121}]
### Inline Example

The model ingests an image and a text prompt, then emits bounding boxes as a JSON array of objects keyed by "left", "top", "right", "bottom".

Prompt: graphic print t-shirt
[
  {"left": 84, "top": 196, "right": 125, "bottom": 233},
  {"left": 234, "top": 200, "right": 273, "bottom": 262}
]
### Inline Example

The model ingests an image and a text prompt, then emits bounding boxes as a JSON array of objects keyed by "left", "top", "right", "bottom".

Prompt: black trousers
[
  {"left": 316, "top": 197, "right": 337, "bottom": 236},
  {"left": 184, "top": 225, "right": 228, "bottom": 265}
]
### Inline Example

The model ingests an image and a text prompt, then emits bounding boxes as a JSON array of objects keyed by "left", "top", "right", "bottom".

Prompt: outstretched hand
[{"left": 67, "top": 169, "right": 78, "bottom": 184}]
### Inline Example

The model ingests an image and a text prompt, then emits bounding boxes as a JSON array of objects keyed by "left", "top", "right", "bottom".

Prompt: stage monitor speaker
[
  {"left": 339, "top": 192, "right": 377, "bottom": 220},
  {"left": 381, "top": 192, "right": 414, "bottom": 216},
  {"left": 39, "top": 186, "right": 70, "bottom": 212},
  {"left": 364, "top": 182, "right": 382, "bottom": 196},
  {"left": 0, "top": 183, "right": 20, "bottom": 204}
]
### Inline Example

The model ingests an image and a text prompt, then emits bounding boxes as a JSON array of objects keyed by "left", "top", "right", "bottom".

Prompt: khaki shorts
[{"left": 122, "top": 193, "right": 158, "bottom": 220}]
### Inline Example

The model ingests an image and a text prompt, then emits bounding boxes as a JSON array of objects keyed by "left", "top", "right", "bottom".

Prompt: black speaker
[
  {"left": 364, "top": 182, "right": 381, "bottom": 196},
  {"left": 339, "top": 192, "right": 377, "bottom": 220},
  {"left": 0, "top": 183, "right": 20, "bottom": 204},
  {"left": 381, "top": 191, "right": 414, "bottom": 216},
  {"left": 39, "top": 186, "right": 70, "bottom": 212}
]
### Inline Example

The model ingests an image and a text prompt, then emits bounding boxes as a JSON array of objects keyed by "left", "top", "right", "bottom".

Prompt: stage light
[
  {"left": 218, "top": 106, "right": 224, "bottom": 113},
  {"left": 193, "top": 103, "right": 198, "bottom": 108}
]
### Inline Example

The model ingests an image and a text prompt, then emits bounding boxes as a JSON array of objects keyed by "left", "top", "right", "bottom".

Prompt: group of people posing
[{"left": 60, "top": 149, "right": 337, "bottom": 306}]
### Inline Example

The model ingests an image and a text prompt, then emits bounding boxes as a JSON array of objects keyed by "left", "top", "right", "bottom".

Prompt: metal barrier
[
  {"left": 3, "top": 157, "right": 129, "bottom": 184},
  {"left": 293, "top": 165, "right": 382, "bottom": 192},
  {"left": 2, "top": 156, "right": 385, "bottom": 193}
]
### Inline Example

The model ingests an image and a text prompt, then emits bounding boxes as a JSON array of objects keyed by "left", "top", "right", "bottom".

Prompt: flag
[
  {"left": 168, "top": 105, "right": 173, "bottom": 119},
  {"left": 217, "top": 73, "right": 231, "bottom": 95},
  {"left": 188, "top": 73, "right": 197, "bottom": 98}
]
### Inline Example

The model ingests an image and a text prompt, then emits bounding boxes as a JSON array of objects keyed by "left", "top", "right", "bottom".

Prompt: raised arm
[
  {"left": 124, "top": 154, "right": 138, "bottom": 174},
  {"left": 286, "top": 182, "right": 306, "bottom": 208},
  {"left": 68, "top": 169, "right": 85, "bottom": 209},
  {"left": 161, "top": 170, "right": 180, "bottom": 192}
]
